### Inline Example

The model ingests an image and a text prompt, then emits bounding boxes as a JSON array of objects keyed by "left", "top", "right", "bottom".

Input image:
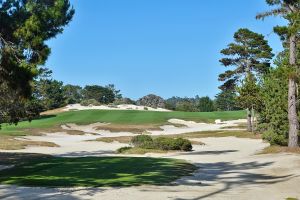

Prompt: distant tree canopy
[
  {"left": 165, "top": 96, "right": 216, "bottom": 112},
  {"left": 83, "top": 85, "right": 115, "bottom": 104},
  {"left": 63, "top": 84, "right": 83, "bottom": 104},
  {"left": 215, "top": 89, "right": 239, "bottom": 111},
  {"left": 0, "top": 0, "right": 74, "bottom": 124},
  {"left": 197, "top": 96, "right": 215, "bottom": 112},
  {"left": 34, "top": 79, "right": 66, "bottom": 110},
  {"left": 137, "top": 94, "right": 165, "bottom": 108}
]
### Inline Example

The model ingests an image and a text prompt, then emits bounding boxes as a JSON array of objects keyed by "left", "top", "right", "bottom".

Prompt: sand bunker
[
  {"left": 1, "top": 135, "right": 299, "bottom": 200},
  {"left": 60, "top": 118, "right": 246, "bottom": 137},
  {"left": 64, "top": 104, "right": 171, "bottom": 112},
  {"left": 1, "top": 118, "right": 299, "bottom": 200}
]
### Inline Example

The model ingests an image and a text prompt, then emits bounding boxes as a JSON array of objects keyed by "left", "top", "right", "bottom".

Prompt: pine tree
[
  {"left": 0, "top": 0, "right": 74, "bottom": 124},
  {"left": 257, "top": 0, "right": 300, "bottom": 147},
  {"left": 218, "top": 28, "right": 273, "bottom": 131}
]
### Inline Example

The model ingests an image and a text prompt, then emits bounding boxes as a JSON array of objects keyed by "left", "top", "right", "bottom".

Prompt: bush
[
  {"left": 80, "top": 99, "right": 101, "bottom": 106},
  {"left": 131, "top": 135, "right": 153, "bottom": 148},
  {"left": 262, "top": 130, "right": 287, "bottom": 146},
  {"left": 173, "top": 138, "right": 193, "bottom": 151},
  {"left": 129, "top": 135, "right": 193, "bottom": 152},
  {"left": 153, "top": 137, "right": 192, "bottom": 151},
  {"left": 116, "top": 146, "right": 132, "bottom": 153}
]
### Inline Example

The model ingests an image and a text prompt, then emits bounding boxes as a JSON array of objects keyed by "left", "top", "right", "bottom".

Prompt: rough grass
[
  {"left": 220, "top": 122, "right": 248, "bottom": 129},
  {"left": 0, "top": 155, "right": 197, "bottom": 187},
  {"left": 0, "top": 110, "right": 246, "bottom": 136},
  {"left": 0, "top": 136, "right": 59, "bottom": 150},
  {"left": 259, "top": 146, "right": 300, "bottom": 154},
  {"left": 93, "top": 131, "right": 257, "bottom": 145},
  {"left": 95, "top": 124, "right": 162, "bottom": 134},
  {"left": 162, "top": 130, "right": 261, "bottom": 140},
  {"left": 118, "top": 147, "right": 168, "bottom": 154},
  {"left": 95, "top": 136, "right": 133, "bottom": 143}
]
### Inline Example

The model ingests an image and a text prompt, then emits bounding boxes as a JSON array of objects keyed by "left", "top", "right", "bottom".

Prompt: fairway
[
  {"left": 0, "top": 109, "right": 245, "bottom": 136},
  {"left": 0, "top": 156, "right": 196, "bottom": 187}
]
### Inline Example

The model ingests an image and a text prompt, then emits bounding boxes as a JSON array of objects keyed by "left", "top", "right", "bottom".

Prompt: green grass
[
  {"left": 0, "top": 156, "right": 197, "bottom": 187},
  {"left": 0, "top": 109, "right": 245, "bottom": 136}
]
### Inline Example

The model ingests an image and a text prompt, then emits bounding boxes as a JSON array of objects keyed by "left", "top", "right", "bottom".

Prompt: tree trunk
[
  {"left": 288, "top": 35, "right": 299, "bottom": 147},
  {"left": 251, "top": 107, "right": 255, "bottom": 132},
  {"left": 247, "top": 108, "right": 252, "bottom": 132}
]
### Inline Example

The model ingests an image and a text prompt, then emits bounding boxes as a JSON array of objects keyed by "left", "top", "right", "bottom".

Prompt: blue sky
[{"left": 46, "top": 0, "right": 285, "bottom": 100}]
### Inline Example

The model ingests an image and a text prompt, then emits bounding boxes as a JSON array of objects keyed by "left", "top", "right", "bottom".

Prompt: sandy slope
[
  {"left": 64, "top": 104, "right": 171, "bottom": 112},
  {"left": 59, "top": 119, "right": 245, "bottom": 137},
  {"left": 0, "top": 119, "right": 299, "bottom": 200}
]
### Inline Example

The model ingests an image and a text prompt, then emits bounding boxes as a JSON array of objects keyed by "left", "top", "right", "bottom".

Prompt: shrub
[
  {"left": 80, "top": 99, "right": 101, "bottom": 106},
  {"left": 129, "top": 135, "right": 193, "bottom": 152},
  {"left": 116, "top": 146, "right": 132, "bottom": 153},
  {"left": 173, "top": 138, "right": 193, "bottom": 151},
  {"left": 153, "top": 137, "right": 192, "bottom": 151},
  {"left": 131, "top": 135, "right": 153, "bottom": 148},
  {"left": 262, "top": 130, "right": 287, "bottom": 146}
]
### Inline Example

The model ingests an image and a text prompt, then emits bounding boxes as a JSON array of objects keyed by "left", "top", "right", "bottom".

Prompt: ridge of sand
[
  {"left": 58, "top": 118, "right": 246, "bottom": 137},
  {"left": 63, "top": 104, "right": 171, "bottom": 112}
]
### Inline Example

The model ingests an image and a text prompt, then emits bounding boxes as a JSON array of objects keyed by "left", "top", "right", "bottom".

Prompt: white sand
[
  {"left": 1, "top": 136, "right": 299, "bottom": 200},
  {"left": 59, "top": 118, "right": 246, "bottom": 137},
  {"left": 150, "top": 119, "right": 245, "bottom": 135},
  {"left": 1, "top": 119, "right": 299, "bottom": 200},
  {"left": 64, "top": 104, "right": 171, "bottom": 112}
]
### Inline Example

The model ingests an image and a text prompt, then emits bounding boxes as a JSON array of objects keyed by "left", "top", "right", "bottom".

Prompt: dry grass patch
[
  {"left": 95, "top": 136, "right": 133, "bottom": 143},
  {"left": 117, "top": 147, "right": 168, "bottom": 154},
  {"left": 40, "top": 107, "right": 66, "bottom": 115},
  {"left": 221, "top": 122, "right": 248, "bottom": 129},
  {"left": 190, "top": 140, "right": 205, "bottom": 145},
  {"left": 162, "top": 130, "right": 261, "bottom": 139},
  {"left": 0, "top": 136, "right": 59, "bottom": 150},
  {"left": 95, "top": 124, "right": 162, "bottom": 134},
  {"left": 26, "top": 126, "right": 88, "bottom": 136},
  {"left": 259, "top": 146, "right": 300, "bottom": 154}
]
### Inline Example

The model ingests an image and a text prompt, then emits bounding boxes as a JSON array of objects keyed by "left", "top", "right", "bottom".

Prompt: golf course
[{"left": 1, "top": 0, "right": 300, "bottom": 199}]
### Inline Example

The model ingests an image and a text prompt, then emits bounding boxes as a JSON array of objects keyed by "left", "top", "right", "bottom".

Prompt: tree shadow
[
  {"left": 56, "top": 150, "right": 116, "bottom": 157},
  {"left": 175, "top": 161, "right": 297, "bottom": 200},
  {"left": 36, "top": 115, "right": 57, "bottom": 120},
  {"left": 0, "top": 184, "right": 82, "bottom": 200},
  {"left": 181, "top": 150, "right": 238, "bottom": 155}
]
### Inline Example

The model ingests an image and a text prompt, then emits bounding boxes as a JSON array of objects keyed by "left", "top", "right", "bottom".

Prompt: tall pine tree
[
  {"left": 257, "top": 0, "right": 300, "bottom": 147},
  {"left": 218, "top": 28, "right": 273, "bottom": 131}
]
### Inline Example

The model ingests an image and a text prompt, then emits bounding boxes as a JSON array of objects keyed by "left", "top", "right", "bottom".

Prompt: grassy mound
[{"left": 0, "top": 156, "right": 197, "bottom": 187}]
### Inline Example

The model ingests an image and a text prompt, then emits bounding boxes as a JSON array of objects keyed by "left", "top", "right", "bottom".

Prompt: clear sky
[{"left": 46, "top": 0, "right": 285, "bottom": 100}]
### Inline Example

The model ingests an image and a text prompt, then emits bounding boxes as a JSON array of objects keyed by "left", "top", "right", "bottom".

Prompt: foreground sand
[{"left": 0, "top": 120, "right": 299, "bottom": 200}]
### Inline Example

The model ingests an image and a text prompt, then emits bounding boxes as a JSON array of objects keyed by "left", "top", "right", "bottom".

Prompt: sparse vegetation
[
  {"left": 0, "top": 136, "right": 58, "bottom": 150},
  {"left": 259, "top": 146, "right": 300, "bottom": 155},
  {"left": 117, "top": 135, "right": 193, "bottom": 154}
]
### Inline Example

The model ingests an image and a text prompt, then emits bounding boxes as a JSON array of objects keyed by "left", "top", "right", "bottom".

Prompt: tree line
[
  {"left": 27, "top": 69, "right": 239, "bottom": 114},
  {"left": 217, "top": 0, "right": 300, "bottom": 147}
]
